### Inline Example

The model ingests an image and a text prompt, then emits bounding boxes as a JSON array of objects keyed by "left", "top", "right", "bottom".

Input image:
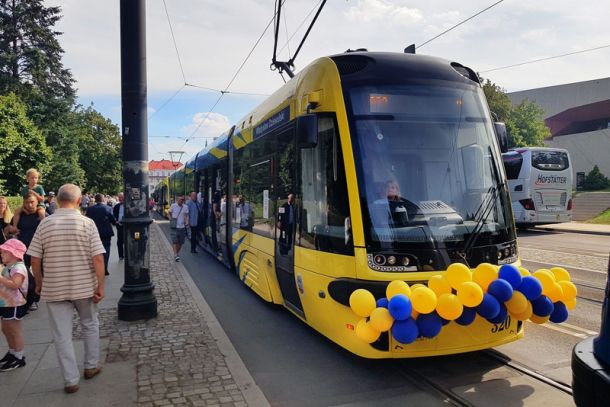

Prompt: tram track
[{"left": 396, "top": 347, "right": 575, "bottom": 406}]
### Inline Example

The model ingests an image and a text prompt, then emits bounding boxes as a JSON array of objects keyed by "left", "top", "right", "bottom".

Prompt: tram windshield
[{"left": 347, "top": 83, "right": 515, "bottom": 251}]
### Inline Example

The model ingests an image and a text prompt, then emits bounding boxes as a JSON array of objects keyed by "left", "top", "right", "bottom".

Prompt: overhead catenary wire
[
  {"left": 480, "top": 43, "right": 610, "bottom": 73},
  {"left": 417, "top": 0, "right": 504, "bottom": 50},
  {"left": 163, "top": 0, "right": 186, "bottom": 83},
  {"left": 180, "top": 4, "right": 285, "bottom": 147}
]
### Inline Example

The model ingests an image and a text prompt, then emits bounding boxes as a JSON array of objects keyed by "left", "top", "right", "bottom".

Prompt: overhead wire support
[{"left": 271, "top": 0, "right": 327, "bottom": 79}]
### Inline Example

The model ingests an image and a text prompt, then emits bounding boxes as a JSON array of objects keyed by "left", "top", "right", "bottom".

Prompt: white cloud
[
  {"left": 345, "top": 0, "right": 422, "bottom": 25},
  {"left": 184, "top": 112, "right": 231, "bottom": 140}
]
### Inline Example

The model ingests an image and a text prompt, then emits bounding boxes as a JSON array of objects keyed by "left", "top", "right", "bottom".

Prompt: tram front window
[{"left": 347, "top": 84, "right": 515, "bottom": 257}]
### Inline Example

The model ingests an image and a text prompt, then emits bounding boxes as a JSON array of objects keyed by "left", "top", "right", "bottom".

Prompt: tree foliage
[
  {"left": 0, "top": 92, "right": 51, "bottom": 194},
  {"left": 584, "top": 165, "right": 610, "bottom": 191},
  {"left": 482, "top": 79, "right": 550, "bottom": 148},
  {"left": 0, "top": 1, "right": 122, "bottom": 195}
]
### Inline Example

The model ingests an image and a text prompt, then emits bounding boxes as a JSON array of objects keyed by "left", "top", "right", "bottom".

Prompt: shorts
[
  {"left": 0, "top": 305, "right": 28, "bottom": 320},
  {"left": 171, "top": 228, "right": 187, "bottom": 245}
]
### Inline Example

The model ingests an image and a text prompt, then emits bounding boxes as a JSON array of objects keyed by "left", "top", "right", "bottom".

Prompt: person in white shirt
[{"left": 169, "top": 196, "right": 189, "bottom": 262}]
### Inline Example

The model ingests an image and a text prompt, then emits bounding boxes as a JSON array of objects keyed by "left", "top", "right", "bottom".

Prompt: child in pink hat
[{"left": 0, "top": 238, "right": 28, "bottom": 371}]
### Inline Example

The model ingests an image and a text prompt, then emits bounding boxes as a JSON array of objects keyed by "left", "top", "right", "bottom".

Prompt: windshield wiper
[{"left": 459, "top": 146, "right": 505, "bottom": 265}]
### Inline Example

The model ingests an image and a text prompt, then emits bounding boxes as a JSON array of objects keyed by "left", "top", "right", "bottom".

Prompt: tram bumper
[{"left": 572, "top": 337, "right": 610, "bottom": 407}]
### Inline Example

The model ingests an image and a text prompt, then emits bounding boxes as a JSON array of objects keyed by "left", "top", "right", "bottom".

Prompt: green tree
[
  {"left": 0, "top": 0, "right": 75, "bottom": 104},
  {"left": 73, "top": 105, "right": 122, "bottom": 194},
  {"left": 584, "top": 165, "right": 610, "bottom": 190},
  {"left": 482, "top": 79, "right": 550, "bottom": 148},
  {"left": 482, "top": 79, "right": 512, "bottom": 122},
  {"left": 45, "top": 129, "right": 87, "bottom": 192},
  {"left": 0, "top": 92, "right": 51, "bottom": 194}
]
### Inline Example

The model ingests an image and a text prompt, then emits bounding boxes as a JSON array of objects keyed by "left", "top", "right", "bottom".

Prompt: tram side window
[
  {"left": 300, "top": 116, "right": 353, "bottom": 255},
  {"left": 234, "top": 136, "right": 275, "bottom": 238}
]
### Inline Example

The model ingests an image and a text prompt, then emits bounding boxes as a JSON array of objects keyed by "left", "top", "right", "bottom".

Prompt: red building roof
[{"left": 149, "top": 160, "right": 181, "bottom": 170}]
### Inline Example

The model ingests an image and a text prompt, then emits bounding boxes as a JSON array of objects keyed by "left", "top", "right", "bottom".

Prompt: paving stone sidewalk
[{"left": 0, "top": 223, "right": 268, "bottom": 407}]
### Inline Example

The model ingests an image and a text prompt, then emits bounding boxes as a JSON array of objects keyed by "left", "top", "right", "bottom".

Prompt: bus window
[
  {"left": 531, "top": 150, "right": 569, "bottom": 171},
  {"left": 502, "top": 151, "right": 524, "bottom": 180},
  {"left": 299, "top": 116, "right": 353, "bottom": 255}
]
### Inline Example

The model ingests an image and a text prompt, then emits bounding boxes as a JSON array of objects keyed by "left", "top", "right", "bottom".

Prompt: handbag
[{"left": 170, "top": 206, "right": 183, "bottom": 229}]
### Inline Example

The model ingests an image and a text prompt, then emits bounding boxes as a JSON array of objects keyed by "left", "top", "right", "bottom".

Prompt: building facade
[
  {"left": 508, "top": 77, "right": 610, "bottom": 187},
  {"left": 149, "top": 160, "right": 181, "bottom": 194}
]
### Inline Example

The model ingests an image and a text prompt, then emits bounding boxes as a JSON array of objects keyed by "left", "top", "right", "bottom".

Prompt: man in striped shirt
[{"left": 27, "top": 184, "right": 106, "bottom": 394}]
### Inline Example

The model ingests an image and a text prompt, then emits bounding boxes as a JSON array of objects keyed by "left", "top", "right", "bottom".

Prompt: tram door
[{"left": 274, "top": 129, "right": 304, "bottom": 315}]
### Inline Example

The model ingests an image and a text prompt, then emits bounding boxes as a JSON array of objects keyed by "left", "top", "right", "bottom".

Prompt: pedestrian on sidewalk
[
  {"left": 112, "top": 192, "right": 125, "bottom": 260},
  {"left": 86, "top": 194, "right": 117, "bottom": 275},
  {"left": 27, "top": 184, "right": 106, "bottom": 394},
  {"left": 0, "top": 239, "right": 28, "bottom": 372},
  {"left": 169, "top": 195, "right": 189, "bottom": 262},
  {"left": 186, "top": 191, "right": 201, "bottom": 253}
]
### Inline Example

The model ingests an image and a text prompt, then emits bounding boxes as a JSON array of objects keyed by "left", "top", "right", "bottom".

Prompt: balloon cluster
[{"left": 348, "top": 263, "right": 577, "bottom": 345}]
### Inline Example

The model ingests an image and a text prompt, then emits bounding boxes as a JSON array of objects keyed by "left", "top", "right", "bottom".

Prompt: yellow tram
[{"left": 173, "top": 51, "right": 522, "bottom": 358}]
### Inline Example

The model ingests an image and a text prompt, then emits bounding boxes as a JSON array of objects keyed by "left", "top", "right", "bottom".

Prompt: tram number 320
[{"left": 491, "top": 316, "right": 512, "bottom": 334}]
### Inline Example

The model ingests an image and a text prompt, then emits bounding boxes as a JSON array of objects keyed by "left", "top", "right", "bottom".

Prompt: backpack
[{"left": 15, "top": 269, "right": 37, "bottom": 313}]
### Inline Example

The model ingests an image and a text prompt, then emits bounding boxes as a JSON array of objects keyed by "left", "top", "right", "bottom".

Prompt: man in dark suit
[
  {"left": 86, "top": 194, "right": 116, "bottom": 275},
  {"left": 112, "top": 192, "right": 125, "bottom": 261},
  {"left": 277, "top": 193, "right": 295, "bottom": 256}
]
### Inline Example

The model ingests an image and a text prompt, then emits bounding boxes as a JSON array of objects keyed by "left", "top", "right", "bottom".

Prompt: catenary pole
[{"left": 118, "top": 0, "right": 158, "bottom": 320}]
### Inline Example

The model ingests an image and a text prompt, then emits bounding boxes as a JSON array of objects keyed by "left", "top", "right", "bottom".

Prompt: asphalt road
[{"left": 158, "top": 221, "right": 602, "bottom": 406}]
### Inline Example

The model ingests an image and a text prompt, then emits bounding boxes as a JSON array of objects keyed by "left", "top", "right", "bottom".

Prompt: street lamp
[{"left": 168, "top": 150, "right": 185, "bottom": 202}]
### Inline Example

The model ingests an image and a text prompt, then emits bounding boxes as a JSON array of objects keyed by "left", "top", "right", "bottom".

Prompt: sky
[{"left": 45, "top": 0, "right": 610, "bottom": 163}]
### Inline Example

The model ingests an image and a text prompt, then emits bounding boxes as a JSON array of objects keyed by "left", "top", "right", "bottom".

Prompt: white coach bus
[{"left": 502, "top": 147, "right": 573, "bottom": 229}]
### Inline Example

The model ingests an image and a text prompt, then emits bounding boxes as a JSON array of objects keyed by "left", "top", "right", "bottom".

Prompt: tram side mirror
[
  {"left": 296, "top": 114, "right": 318, "bottom": 148},
  {"left": 494, "top": 122, "right": 508, "bottom": 153}
]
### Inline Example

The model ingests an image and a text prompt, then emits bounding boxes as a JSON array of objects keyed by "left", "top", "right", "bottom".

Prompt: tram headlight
[
  {"left": 402, "top": 257, "right": 410, "bottom": 266},
  {"left": 387, "top": 256, "right": 396, "bottom": 265},
  {"left": 374, "top": 254, "right": 386, "bottom": 265}
]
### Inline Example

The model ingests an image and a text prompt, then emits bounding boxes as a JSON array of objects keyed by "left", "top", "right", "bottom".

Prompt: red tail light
[
  {"left": 519, "top": 199, "right": 535, "bottom": 211},
  {"left": 567, "top": 199, "right": 573, "bottom": 210}
]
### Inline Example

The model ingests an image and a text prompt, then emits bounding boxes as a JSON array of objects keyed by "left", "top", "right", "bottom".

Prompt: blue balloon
[
  {"left": 549, "top": 301, "right": 568, "bottom": 323},
  {"left": 532, "top": 295, "right": 554, "bottom": 317},
  {"left": 517, "top": 276, "right": 543, "bottom": 301},
  {"left": 441, "top": 317, "right": 451, "bottom": 326},
  {"left": 388, "top": 294, "right": 412, "bottom": 321},
  {"left": 498, "top": 264, "right": 523, "bottom": 290},
  {"left": 488, "top": 303, "right": 508, "bottom": 324},
  {"left": 392, "top": 318, "right": 419, "bottom": 344},
  {"left": 477, "top": 293, "right": 501, "bottom": 319},
  {"left": 456, "top": 307, "right": 477, "bottom": 326},
  {"left": 376, "top": 298, "right": 389, "bottom": 308},
  {"left": 417, "top": 312, "right": 443, "bottom": 338},
  {"left": 487, "top": 279, "right": 514, "bottom": 303}
]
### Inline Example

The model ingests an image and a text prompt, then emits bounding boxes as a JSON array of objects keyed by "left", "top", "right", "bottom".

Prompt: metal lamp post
[{"left": 118, "top": 0, "right": 157, "bottom": 321}]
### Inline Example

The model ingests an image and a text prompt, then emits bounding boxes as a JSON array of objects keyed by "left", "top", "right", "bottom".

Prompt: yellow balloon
[
  {"left": 533, "top": 269, "right": 556, "bottom": 294},
  {"left": 386, "top": 280, "right": 411, "bottom": 300},
  {"left": 369, "top": 307, "right": 394, "bottom": 332},
  {"left": 518, "top": 267, "right": 531, "bottom": 277},
  {"left": 550, "top": 267, "right": 571, "bottom": 282},
  {"left": 411, "top": 283, "right": 426, "bottom": 290},
  {"left": 428, "top": 275, "right": 452, "bottom": 297},
  {"left": 564, "top": 298, "right": 577, "bottom": 310},
  {"left": 546, "top": 282, "right": 564, "bottom": 303},
  {"left": 355, "top": 318, "right": 381, "bottom": 343},
  {"left": 411, "top": 287, "right": 437, "bottom": 314},
  {"left": 411, "top": 308, "right": 419, "bottom": 319},
  {"left": 349, "top": 289, "right": 376, "bottom": 318},
  {"left": 457, "top": 281, "right": 484, "bottom": 307},
  {"left": 505, "top": 291, "right": 528, "bottom": 315},
  {"left": 558, "top": 281, "right": 577, "bottom": 301},
  {"left": 436, "top": 293, "right": 464, "bottom": 321},
  {"left": 511, "top": 301, "right": 533, "bottom": 321},
  {"left": 473, "top": 263, "right": 498, "bottom": 292},
  {"left": 530, "top": 314, "right": 550, "bottom": 324},
  {"left": 446, "top": 263, "right": 472, "bottom": 290}
]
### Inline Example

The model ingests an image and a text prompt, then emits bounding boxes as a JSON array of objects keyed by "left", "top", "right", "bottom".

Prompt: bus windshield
[{"left": 346, "top": 83, "right": 515, "bottom": 251}]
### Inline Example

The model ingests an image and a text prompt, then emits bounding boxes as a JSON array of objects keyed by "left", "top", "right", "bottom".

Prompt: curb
[
  {"left": 153, "top": 222, "right": 270, "bottom": 407},
  {"left": 535, "top": 226, "right": 610, "bottom": 236}
]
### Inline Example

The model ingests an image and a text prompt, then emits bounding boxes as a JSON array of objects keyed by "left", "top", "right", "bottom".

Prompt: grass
[{"left": 586, "top": 209, "right": 610, "bottom": 225}]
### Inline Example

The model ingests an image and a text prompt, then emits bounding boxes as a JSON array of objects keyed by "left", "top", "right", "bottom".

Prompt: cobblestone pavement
[
  {"left": 519, "top": 246, "right": 608, "bottom": 272},
  {"left": 74, "top": 225, "right": 250, "bottom": 407}
]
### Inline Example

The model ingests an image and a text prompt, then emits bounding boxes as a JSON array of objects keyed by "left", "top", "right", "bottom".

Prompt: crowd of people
[{"left": 0, "top": 168, "right": 127, "bottom": 394}]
